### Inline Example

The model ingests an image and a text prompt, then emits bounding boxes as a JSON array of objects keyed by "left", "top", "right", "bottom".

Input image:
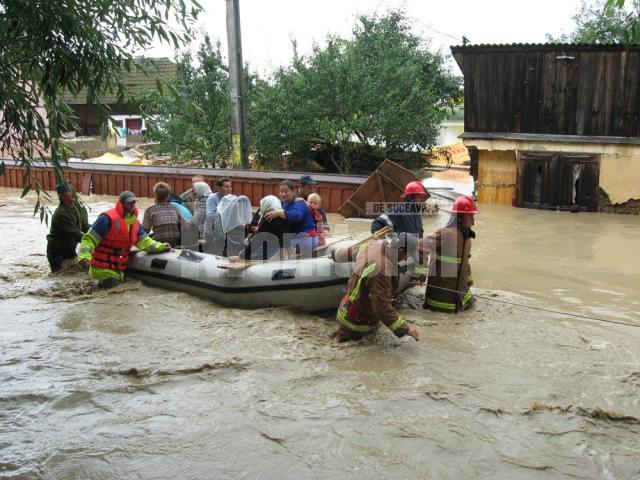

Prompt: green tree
[
  {"left": 250, "top": 11, "right": 462, "bottom": 174},
  {"left": 137, "top": 37, "right": 232, "bottom": 167},
  {"left": 0, "top": 0, "right": 201, "bottom": 220},
  {"left": 547, "top": 0, "right": 640, "bottom": 43}
]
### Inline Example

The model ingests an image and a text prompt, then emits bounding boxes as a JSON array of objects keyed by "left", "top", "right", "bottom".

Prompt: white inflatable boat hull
[{"left": 127, "top": 239, "right": 412, "bottom": 312}]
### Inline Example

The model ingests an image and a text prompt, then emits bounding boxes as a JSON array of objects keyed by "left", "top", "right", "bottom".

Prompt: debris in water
[
  {"left": 259, "top": 431, "right": 287, "bottom": 446},
  {"left": 525, "top": 401, "right": 572, "bottom": 414},
  {"left": 478, "top": 407, "right": 508, "bottom": 416},
  {"left": 0, "top": 273, "right": 14, "bottom": 282},
  {"left": 111, "top": 361, "right": 248, "bottom": 377},
  {"left": 524, "top": 402, "right": 640, "bottom": 424},
  {"left": 574, "top": 407, "right": 640, "bottom": 424},
  {"left": 622, "top": 371, "right": 640, "bottom": 386}
]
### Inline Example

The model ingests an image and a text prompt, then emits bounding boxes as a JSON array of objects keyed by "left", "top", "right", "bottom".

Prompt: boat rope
[{"left": 421, "top": 284, "right": 640, "bottom": 329}]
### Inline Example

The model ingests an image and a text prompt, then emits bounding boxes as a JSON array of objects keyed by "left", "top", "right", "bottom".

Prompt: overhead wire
[{"left": 421, "top": 284, "right": 640, "bottom": 330}]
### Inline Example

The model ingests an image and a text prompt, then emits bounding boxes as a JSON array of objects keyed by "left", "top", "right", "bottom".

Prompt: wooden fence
[{"left": 0, "top": 162, "right": 365, "bottom": 213}]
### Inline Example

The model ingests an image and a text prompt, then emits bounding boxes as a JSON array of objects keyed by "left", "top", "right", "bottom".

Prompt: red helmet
[
  {"left": 451, "top": 196, "right": 479, "bottom": 214},
  {"left": 403, "top": 181, "right": 428, "bottom": 196}
]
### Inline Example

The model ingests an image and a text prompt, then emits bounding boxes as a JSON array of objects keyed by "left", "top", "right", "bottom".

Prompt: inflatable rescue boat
[{"left": 127, "top": 238, "right": 412, "bottom": 312}]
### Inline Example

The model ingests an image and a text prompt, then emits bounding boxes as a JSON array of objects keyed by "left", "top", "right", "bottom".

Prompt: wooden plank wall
[
  {"left": 0, "top": 165, "right": 359, "bottom": 214},
  {"left": 460, "top": 48, "right": 640, "bottom": 138}
]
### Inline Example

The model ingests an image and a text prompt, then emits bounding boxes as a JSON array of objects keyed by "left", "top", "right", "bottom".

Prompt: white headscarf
[
  {"left": 193, "top": 182, "right": 212, "bottom": 200},
  {"left": 259, "top": 195, "right": 282, "bottom": 221},
  {"left": 216, "top": 195, "right": 253, "bottom": 233}
]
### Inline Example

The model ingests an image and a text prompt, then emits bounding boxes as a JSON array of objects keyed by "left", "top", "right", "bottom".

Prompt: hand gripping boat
[{"left": 127, "top": 238, "right": 412, "bottom": 312}]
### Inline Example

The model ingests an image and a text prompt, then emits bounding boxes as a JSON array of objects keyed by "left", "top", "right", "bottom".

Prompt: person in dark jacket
[
  {"left": 46, "top": 183, "right": 89, "bottom": 273},
  {"left": 371, "top": 180, "right": 430, "bottom": 237},
  {"left": 423, "top": 196, "right": 478, "bottom": 313}
]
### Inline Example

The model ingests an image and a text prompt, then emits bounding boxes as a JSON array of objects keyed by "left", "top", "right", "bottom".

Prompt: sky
[{"left": 145, "top": 0, "right": 584, "bottom": 76}]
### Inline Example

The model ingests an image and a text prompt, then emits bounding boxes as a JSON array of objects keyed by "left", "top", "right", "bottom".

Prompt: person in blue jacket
[{"left": 264, "top": 179, "right": 318, "bottom": 257}]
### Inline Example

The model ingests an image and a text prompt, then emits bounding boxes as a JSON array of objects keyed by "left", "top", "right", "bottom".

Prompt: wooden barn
[
  {"left": 450, "top": 43, "right": 640, "bottom": 213},
  {"left": 60, "top": 57, "right": 177, "bottom": 136}
]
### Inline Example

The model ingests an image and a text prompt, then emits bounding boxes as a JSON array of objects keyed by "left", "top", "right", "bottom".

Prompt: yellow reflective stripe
[
  {"left": 389, "top": 316, "right": 405, "bottom": 331},
  {"left": 349, "top": 262, "right": 377, "bottom": 302},
  {"left": 136, "top": 235, "right": 165, "bottom": 252},
  {"left": 436, "top": 254, "right": 461, "bottom": 264},
  {"left": 461, "top": 290, "right": 473, "bottom": 305},
  {"left": 337, "top": 308, "right": 374, "bottom": 333},
  {"left": 355, "top": 243, "right": 368, "bottom": 260},
  {"left": 424, "top": 297, "right": 456, "bottom": 310},
  {"left": 413, "top": 266, "right": 429, "bottom": 275}
]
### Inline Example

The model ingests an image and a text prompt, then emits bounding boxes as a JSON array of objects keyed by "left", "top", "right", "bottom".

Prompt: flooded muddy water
[{"left": 1, "top": 183, "right": 639, "bottom": 479}]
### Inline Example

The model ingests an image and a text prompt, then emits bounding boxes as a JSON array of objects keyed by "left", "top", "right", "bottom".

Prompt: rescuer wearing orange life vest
[
  {"left": 423, "top": 195, "right": 479, "bottom": 313},
  {"left": 331, "top": 232, "right": 422, "bottom": 343},
  {"left": 78, "top": 191, "right": 170, "bottom": 289}
]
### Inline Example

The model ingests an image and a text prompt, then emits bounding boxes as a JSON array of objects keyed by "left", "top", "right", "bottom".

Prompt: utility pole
[{"left": 226, "top": 0, "right": 249, "bottom": 168}]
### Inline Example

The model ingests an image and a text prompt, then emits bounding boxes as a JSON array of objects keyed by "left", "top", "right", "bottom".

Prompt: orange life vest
[{"left": 90, "top": 205, "right": 140, "bottom": 271}]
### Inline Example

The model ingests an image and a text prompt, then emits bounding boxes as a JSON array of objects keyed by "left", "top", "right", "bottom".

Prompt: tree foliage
[
  {"left": 250, "top": 11, "right": 462, "bottom": 173},
  {"left": 137, "top": 37, "right": 232, "bottom": 167},
  {"left": 0, "top": 0, "right": 201, "bottom": 216},
  {"left": 547, "top": 0, "right": 640, "bottom": 43}
]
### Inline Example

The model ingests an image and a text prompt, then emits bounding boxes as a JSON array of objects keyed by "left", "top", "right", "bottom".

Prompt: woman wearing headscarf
[
  {"left": 230, "top": 195, "right": 289, "bottom": 261},
  {"left": 182, "top": 181, "right": 212, "bottom": 247},
  {"left": 206, "top": 195, "right": 253, "bottom": 256}
]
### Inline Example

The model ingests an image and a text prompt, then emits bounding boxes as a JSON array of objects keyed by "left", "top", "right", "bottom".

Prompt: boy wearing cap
[
  {"left": 46, "top": 182, "right": 90, "bottom": 273},
  {"left": 78, "top": 191, "right": 170, "bottom": 288}
]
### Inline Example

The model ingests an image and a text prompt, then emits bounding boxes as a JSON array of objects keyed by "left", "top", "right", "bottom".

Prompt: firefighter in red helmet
[
  {"left": 370, "top": 180, "right": 430, "bottom": 238},
  {"left": 423, "top": 196, "right": 479, "bottom": 313}
]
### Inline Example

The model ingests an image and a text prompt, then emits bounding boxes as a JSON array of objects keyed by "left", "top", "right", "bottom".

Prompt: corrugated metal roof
[{"left": 61, "top": 57, "right": 177, "bottom": 105}]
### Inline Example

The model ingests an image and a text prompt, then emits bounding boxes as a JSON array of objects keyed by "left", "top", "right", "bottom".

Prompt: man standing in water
[
  {"left": 46, "top": 182, "right": 89, "bottom": 273},
  {"left": 331, "top": 233, "right": 422, "bottom": 342},
  {"left": 78, "top": 191, "right": 170, "bottom": 289},
  {"left": 423, "top": 196, "right": 478, "bottom": 313}
]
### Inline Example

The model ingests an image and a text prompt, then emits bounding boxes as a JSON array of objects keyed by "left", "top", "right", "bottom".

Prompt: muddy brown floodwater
[{"left": 1, "top": 182, "right": 639, "bottom": 479}]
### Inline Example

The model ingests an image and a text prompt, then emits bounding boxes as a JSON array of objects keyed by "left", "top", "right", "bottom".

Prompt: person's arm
[
  {"left": 190, "top": 199, "right": 207, "bottom": 231},
  {"left": 331, "top": 243, "right": 367, "bottom": 263},
  {"left": 370, "top": 275, "right": 418, "bottom": 340},
  {"left": 135, "top": 224, "right": 170, "bottom": 253},
  {"left": 284, "top": 202, "right": 306, "bottom": 222},
  {"left": 371, "top": 214, "right": 394, "bottom": 234},
  {"left": 79, "top": 204, "right": 90, "bottom": 233},
  {"left": 180, "top": 189, "right": 194, "bottom": 202},
  {"left": 320, "top": 209, "right": 330, "bottom": 232},
  {"left": 77, "top": 214, "right": 111, "bottom": 264},
  {"left": 413, "top": 237, "right": 431, "bottom": 277}
]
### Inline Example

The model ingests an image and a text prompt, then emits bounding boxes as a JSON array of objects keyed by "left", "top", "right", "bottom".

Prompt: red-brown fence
[{"left": 0, "top": 162, "right": 365, "bottom": 213}]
